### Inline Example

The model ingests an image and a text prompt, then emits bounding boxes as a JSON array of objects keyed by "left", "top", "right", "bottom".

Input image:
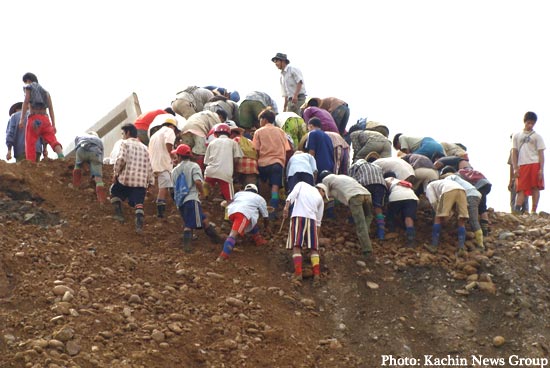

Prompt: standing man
[
  {"left": 512, "top": 111, "right": 545, "bottom": 214},
  {"left": 18, "top": 72, "right": 64, "bottom": 161},
  {"left": 72, "top": 131, "right": 106, "bottom": 204},
  {"left": 6, "top": 102, "right": 44, "bottom": 162},
  {"left": 148, "top": 116, "right": 179, "bottom": 218},
  {"left": 271, "top": 53, "right": 306, "bottom": 115},
  {"left": 110, "top": 124, "right": 154, "bottom": 232}
]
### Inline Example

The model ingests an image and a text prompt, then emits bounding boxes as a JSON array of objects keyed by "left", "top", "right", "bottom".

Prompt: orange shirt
[{"left": 253, "top": 124, "right": 291, "bottom": 168}]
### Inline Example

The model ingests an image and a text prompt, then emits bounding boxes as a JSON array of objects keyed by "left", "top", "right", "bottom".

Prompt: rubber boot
[
  {"left": 156, "top": 203, "right": 166, "bottom": 218},
  {"left": 480, "top": 219, "right": 490, "bottom": 236},
  {"left": 135, "top": 213, "right": 144, "bottom": 233},
  {"left": 375, "top": 214, "right": 385, "bottom": 240},
  {"left": 204, "top": 225, "right": 221, "bottom": 244},
  {"left": 474, "top": 229, "right": 484, "bottom": 250},
  {"left": 112, "top": 200, "right": 125, "bottom": 223},
  {"left": 72, "top": 169, "right": 82, "bottom": 188},
  {"left": 406, "top": 227, "right": 416, "bottom": 248},
  {"left": 96, "top": 185, "right": 107, "bottom": 204},
  {"left": 182, "top": 230, "right": 193, "bottom": 253}
]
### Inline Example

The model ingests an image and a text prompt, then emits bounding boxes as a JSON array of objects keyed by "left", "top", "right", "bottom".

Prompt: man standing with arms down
[
  {"left": 512, "top": 111, "right": 545, "bottom": 214},
  {"left": 272, "top": 53, "right": 306, "bottom": 115}
]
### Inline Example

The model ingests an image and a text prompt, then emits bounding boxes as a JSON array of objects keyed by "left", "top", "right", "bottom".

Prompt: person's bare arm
[{"left": 47, "top": 93, "right": 55, "bottom": 132}]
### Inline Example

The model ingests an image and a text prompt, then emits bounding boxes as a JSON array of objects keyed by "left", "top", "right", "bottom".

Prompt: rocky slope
[{"left": 1, "top": 159, "right": 550, "bottom": 368}]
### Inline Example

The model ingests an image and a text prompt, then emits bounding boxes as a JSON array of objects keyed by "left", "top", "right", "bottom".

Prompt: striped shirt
[
  {"left": 114, "top": 138, "right": 154, "bottom": 188},
  {"left": 349, "top": 159, "right": 386, "bottom": 187}
]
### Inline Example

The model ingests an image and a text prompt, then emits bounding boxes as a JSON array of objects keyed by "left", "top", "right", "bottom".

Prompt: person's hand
[
  {"left": 282, "top": 206, "right": 289, "bottom": 220},
  {"left": 18, "top": 121, "right": 23, "bottom": 129},
  {"left": 52, "top": 126, "right": 57, "bottom": 134},
  {"left": 6, "top": 152, "right": 12, "bottom": 161},
  {"left": 42, "top": 149, "right": 48, "bottom": 158}
]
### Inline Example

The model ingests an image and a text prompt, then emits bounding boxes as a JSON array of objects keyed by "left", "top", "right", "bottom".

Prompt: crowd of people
[{"left": 5, "top": 61, "right": 546, "bottom": 286}]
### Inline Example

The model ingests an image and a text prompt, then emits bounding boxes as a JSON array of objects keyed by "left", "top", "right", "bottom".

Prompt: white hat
[
  {"left": 244, "top": 184, "right": 258, "bottom": 193},
  {"left": 315, "top": 183, "right": 330, "bottom": 201}
]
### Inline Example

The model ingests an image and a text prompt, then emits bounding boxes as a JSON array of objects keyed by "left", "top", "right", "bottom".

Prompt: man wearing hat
[
  {"left": 216, "top": 183, "right": 270, "bottom": 262},
  {"left": 171, "top": 143, "right": 221, "bottom": 252},
  {"left": 271, "top": 52, "right": 307, "bottom": 115},
  {"left": 6, "top": 102, "right": 45, "bottom": 162}
]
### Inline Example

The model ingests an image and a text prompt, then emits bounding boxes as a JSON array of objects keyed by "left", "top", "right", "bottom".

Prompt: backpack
[{"left": 174, "top": 172, "right": 190, "bottom": 207}]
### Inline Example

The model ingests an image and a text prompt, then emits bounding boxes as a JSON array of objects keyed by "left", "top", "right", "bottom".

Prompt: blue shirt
[
  {"left": 305, "top": 129, "right": 334, "bottom": 174},
  {"left": 6, "top": 111, "right": 43, "bottom": 159}
]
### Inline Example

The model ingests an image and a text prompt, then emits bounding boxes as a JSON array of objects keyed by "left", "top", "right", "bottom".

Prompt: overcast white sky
[{"left": 1, "top": 1, "right": 549, "bottom": 213}]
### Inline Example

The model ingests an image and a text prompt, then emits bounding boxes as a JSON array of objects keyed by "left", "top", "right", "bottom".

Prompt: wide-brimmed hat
[
  {"left": 271, "top": 52, "right": 290, "bottom": 63},
  {"left": 9, "top": 102, "right": 22, "bottom": 116}
]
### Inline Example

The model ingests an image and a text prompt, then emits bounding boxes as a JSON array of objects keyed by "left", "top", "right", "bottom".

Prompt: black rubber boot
[
  {"left": 135, "top": 213, "right": 144, "bottom": 233},
  {"left": 183, "top": 230, "right": 193, "bottom": 253},
  {"left": 112, "top": 200, "right": 125, "bottom": 223},
  {"left": 204, "top": 226, "right": 221, "bottom": 244},
  {"left": 156, "top": 203, "right": 166, "bottom": 218}
]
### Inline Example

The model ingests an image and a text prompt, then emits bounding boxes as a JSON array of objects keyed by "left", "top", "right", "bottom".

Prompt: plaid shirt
[
  {"left": 349, "top": 159, "right": 386, "bottom": 187},
  {"left": 114, "top": 138, "right": 154, "bottom": 188}
]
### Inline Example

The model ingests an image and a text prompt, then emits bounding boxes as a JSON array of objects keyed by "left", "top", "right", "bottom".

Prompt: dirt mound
[{"left": 1, "top": 159, "right": 550, "bottom": 367}]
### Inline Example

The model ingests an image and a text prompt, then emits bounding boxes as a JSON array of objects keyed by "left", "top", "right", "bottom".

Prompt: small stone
[
  {"left": 493, "top": 336, "right": 505, "bottom": 347},
  {"left": 367, "top": 281, "right": 379, "bottom": 289},
  {"left": 65, "top": 340, "right": 81, "bottom": 356},
  {"left": 53, "top": 285, "right": 74, "bottom": 296},
  {"left": 53, "top": 326, "right": 74, "bottom": 342},
  {"left": 151, "top": 330, "right": 165, "bottom": 342},
  {"left": 356, "top": 260, "right": 367, "bottom": 267},
  {"left": 128, "top": 294, "right": 141, "bottom": 304},
  {"left": 226, "top": 297, "right": 245, "bottom": 308}
]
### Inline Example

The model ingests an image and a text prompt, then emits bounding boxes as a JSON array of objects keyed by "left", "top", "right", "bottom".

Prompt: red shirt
[{"left": 134, "top": 109, "right": 166, "bottom": 131}]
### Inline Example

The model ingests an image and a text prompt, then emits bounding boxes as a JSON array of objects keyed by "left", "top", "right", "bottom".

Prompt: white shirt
[
  {"left": 280, "top": 65, "right": 306, "bottom": 98},
  {"left": 426, "top": 179, "right": 465, "bottom": 208},
  {"left": 148, "top": 126, "right": 176, "bottom": 172},
  {"left": 373, "top": 157, "right": 415, "bottom": 181},
  {"left": 228, "top": 191, "right": 269, "bottom": 231},
  {"left": 286, "top": 182, "right": 324, "bottom": 226},
  {"left": 204, "top": 135, "right": 243, "bottom": 182},
  {"left": 385, "top": 177, "right": 419, "bottom": 202}
]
